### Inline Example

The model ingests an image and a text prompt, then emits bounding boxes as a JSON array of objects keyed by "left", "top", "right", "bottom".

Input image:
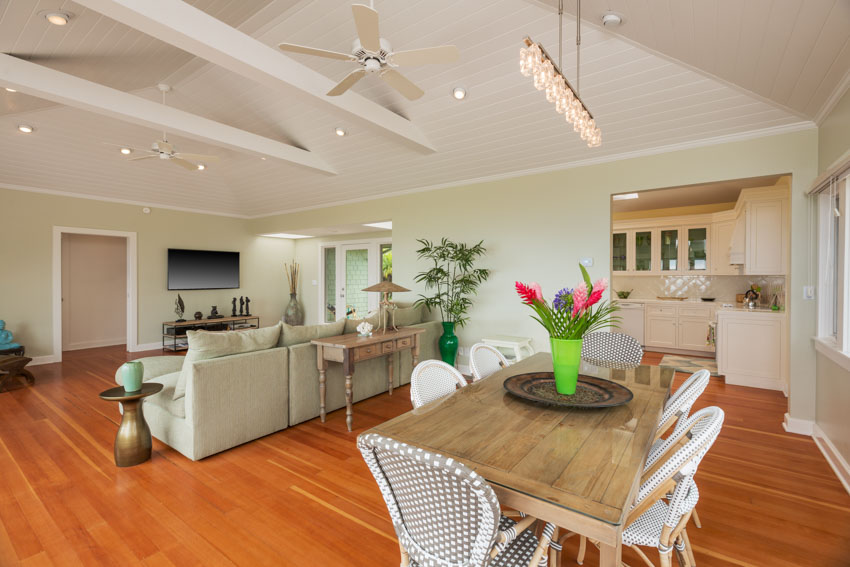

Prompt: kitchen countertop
[{"left": 614, "top": 298, "right": 785, "bottom": 314}]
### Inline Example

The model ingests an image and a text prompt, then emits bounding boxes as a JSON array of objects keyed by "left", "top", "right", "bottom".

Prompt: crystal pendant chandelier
[{"left": 520, "top": 0, "right": 601, "bottom": 147}]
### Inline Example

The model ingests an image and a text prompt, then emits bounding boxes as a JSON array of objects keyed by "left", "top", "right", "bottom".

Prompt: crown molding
[{"left": 814, "top": 65, "right": 850, "bottom": 125}]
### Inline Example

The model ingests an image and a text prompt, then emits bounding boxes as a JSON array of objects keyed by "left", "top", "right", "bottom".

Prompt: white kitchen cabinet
[
  {"left": 678, "top": 317, "right": 712, "bottom": 352},
  {"left": 716, "top": 310, "right": 787, "bottom": 391},
  {"left": 612, "top": 231, "right": 629, "bottom": 274},
  {"left": 644, "top": 303, "right": 714, "bottom": 353},
  {"left": 711, "top": 219, "right": 740, "bottom": 275},
  {"left": 645, "top": 315, "right": 677, "bottom": 349},
  {"left": 746, "top": 199, "right": 786, "bottom": 275},
  {"left": 682, "top": 225, "right": 710, "bottom": 275}
]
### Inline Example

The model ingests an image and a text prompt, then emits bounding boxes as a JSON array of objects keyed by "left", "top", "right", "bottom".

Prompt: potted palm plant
[{"left": 414, "top": 238, "right": 490, "bottom": 365}]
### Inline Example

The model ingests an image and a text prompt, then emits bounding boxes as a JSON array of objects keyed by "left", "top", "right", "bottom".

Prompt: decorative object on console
[
  {"left": 284, "top": 263, "right": 304, "bottom": 326},
  {"left": 356, "top": 321, "right": 373, "bottom": 337},
  {"left": 231, "top": 297, "right": 237, "bottom": 317},
  {"left": 245, "top": 297, "right": 251, "bottom": 316},
  {"left": 362, "top": 281, "right": 410, "bottom": 333},
  {"left": 174, "top": 294, "right": 186, "bottom": 322},
  {"left": 208, "top": 306, "right": 223, "bottom": 319},
  {"left": 0, "top": 320, "right": 21, "bottom": 351},
  {"left": 119, "top": 360, "right": 144, "bottom": 393},
  {"left": 414, "top": 238, "right": 490, "bottom": 366},
  {"left": 239, "top": 296, "right": 244, "bottom": 316},
  {"left": 193, "top": 311, "right": 203, "bottom": 321},
  {"left": 516, "top": 265, "right": 619, "bottom": 395}
]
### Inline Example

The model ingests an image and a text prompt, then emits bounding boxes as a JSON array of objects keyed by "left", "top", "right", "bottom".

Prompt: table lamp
[{"left": 362, "top": 281, "right": 410, "bottom": 333}]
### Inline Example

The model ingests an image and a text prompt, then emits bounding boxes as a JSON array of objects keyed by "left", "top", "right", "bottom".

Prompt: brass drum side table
[{"left": 99, "top": 383, "right": 163, "bottom": 467}]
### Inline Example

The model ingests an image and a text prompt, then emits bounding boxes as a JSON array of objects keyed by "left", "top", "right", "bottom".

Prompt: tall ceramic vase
[
  {"left": 284, "top": 293, "right": 304, "bottom": 326},
  {"left": 550, "top": 338, "right": 582, "bottom": 395},
  {"left": 121, "top": 360, "right": 144, "bottom": 393},
  {"left": 438, "top": 321, "right": 459, "bottom": 366}
]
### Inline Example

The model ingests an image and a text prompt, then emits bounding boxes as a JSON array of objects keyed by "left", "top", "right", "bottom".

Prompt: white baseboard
[
  {"left": 782, "top": 413, "right": 814, "bottom": 436},
  {"left": 128, "top": 342, "right": 162, "bottom": 353},
  {"left": 726, "top": 373, "right": 786, "bottom": 392},
  {"left": 813, "top": 423, "right": 850, "bottom": 495},
  {"left": 29, "top": 354, "right": 61, "bottom": 366},
  {"left": 63, "top": 338, "right": 126, "bottom": 351}
]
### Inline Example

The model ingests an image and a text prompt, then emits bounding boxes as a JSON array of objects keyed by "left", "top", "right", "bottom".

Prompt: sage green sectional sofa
[{"left": 115, "top": 304, "right": 440, "bottom": 461}]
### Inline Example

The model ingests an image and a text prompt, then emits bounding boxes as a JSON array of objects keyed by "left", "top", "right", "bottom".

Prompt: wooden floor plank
[{"left": 0, "top": 345, "right": 846, "bottom": 566}]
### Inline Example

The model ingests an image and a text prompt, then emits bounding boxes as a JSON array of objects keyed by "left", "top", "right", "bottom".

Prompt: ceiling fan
[
  {"left": 278, "top": 3, "right": 459, "bottom": 100},
  {"left": 114, "top": 84, "right": 219, "bottom": 171}
]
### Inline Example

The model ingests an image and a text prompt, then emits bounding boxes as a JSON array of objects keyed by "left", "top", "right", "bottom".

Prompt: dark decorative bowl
[
  {"left": 701, "top": 298, "right": 716, "bottom": 302},
  {"left": 503, "top": 372, "right": 633, "bottom": 409}
]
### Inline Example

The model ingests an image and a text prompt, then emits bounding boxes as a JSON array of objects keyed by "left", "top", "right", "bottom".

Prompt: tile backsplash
[{"left": 612, "top": 275, "right": 786, "bottom": 307}]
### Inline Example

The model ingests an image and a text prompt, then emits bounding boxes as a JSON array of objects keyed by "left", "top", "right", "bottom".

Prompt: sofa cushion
[
  {"left": 392, "top": 304, "right": 424, "bottom": 326},
  {"left": 173, "top": 323, "right": 282, "bottom": 400},
  {"left": 278, "top": 318, "right": 345, "bottom": 347},
  {"left": 145, "top": 371, "right": 185, "bottom": 418},
  {"left": 114, "top": 355, "right": 185, "bottom": 386},
  {"left": 343, "top": 314, "right": 380, "bottom": 335}
]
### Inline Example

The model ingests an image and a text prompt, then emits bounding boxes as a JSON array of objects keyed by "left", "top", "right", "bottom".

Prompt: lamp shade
[{"left": 362, "top": 281, "right": 410, "bottom": 293}]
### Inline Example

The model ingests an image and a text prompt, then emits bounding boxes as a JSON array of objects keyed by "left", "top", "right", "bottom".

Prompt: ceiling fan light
[
  {"left": 4, "top": 87, "right": 16, "bottom": 92},
  {"left": 120, "top": 147, "right": 132, "bottom": 155},
  {"left": 334, "top": 127, "right": 347, "bottom": 137},
  {"left": 17, "top": 124, "right": 34, "bottom": 133},
  {"left": 452, "top": 87, "right": 466, "bottom": 100},
  {"left": 44, "top": 11, "right": 72, "bottom": 25},
  {"left": 197, "top": 164, "right": 206, "bottom": 171}
]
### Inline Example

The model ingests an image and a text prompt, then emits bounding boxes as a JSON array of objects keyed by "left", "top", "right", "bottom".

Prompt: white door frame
[
  {"left": 52, "top": 226, "right": 138, "bottom": 362},
  {"left": 317, "top": 237, "right": 391, "bottom": 324}
]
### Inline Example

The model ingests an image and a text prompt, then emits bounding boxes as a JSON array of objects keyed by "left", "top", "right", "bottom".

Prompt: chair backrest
[
  {"left": 410, "top": 360, "right": 467, "bottom": 409},
  {"left": 581, "top": 331, "right": 643, "bottom": 365},
  {"left": 656, "top": 369, "right": 710, "bottom": 440},
  {"left": 358, "top": 433, "right": 501, "bottom": 567},
  {"left": 469, "top": 343, "right": 508, "bottom": 382},
  {"left": 633, "top": 406, "right": 724, "bottom": 536}
]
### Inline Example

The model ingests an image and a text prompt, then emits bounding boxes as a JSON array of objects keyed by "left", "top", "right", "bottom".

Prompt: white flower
[{"left": 357, "top": 321, "right": 373, "bottom": 335}]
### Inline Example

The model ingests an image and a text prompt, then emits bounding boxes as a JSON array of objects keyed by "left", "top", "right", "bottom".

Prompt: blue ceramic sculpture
[{"left": 0, "top": 320, "right": 21, "bottom": 350}]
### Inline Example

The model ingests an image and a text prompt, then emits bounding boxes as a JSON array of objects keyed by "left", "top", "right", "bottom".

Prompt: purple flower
[{"left": 553, "top": 287, "right": 573, "bottom": 311}]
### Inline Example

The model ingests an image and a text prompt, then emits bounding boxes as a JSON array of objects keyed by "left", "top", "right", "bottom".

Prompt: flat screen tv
[{"left": 168, "top": 249, "right": 240, "bottom": 290}]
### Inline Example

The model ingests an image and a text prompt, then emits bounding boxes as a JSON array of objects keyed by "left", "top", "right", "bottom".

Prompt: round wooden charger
[{"left": 503, "top": 372, "right": 634, "bottom": 409}]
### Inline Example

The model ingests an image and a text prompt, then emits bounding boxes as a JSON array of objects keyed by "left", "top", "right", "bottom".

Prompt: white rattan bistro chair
[
  {"left": 567, "top": 406, "right": 724, "bottom": 567},
  {"left": 358, "top": 432, "right": 557, "bottom": 567},
  {"left": 581, "top": 332, "right": 643, "bottom": 366},
  {"left": 470, "top": 343, "right": 509, "bottom": 382},
  {"left": 410, "top": 360, "right": 467, "bottom": 409}
]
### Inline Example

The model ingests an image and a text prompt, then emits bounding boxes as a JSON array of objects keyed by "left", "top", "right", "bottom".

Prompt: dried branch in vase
[{"left": 284, "top": 262, "right": 300, "bottom": 295}]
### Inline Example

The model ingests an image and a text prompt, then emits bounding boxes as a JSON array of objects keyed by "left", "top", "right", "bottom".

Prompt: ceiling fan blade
[
  {"left": 390, "top": 46, "right": 460, "bottom": 66},
  {"left": 128, "top": 155, "right": 159, "bottom": 161},
  {"left": 278, "top": 43, "right": 355, "bottom": 61},
  {"left": 172, "top": 158, "right": 199, "bottom": 171},
  {"left": 380, "top": 69, "right": 425, "bottom": 100},
  {"left": 174, "top": 153, "right": 220, "bottom": 162},
  {"left": 327, "top": 69, "right": 367, "bottom": 96},
  {"left": 351, "top": 4, "right": 380, "bottom": 52}
]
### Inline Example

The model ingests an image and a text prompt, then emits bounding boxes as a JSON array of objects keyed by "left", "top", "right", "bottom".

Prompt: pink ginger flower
[
  {"left": 572, "top": 282, "right": 588, "bottom": 316},
  {"left": 529, "top": 282, "right": 544, "bottom": 301}
]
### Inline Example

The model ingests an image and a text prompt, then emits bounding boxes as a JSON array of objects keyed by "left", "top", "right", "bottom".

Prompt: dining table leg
[{"left": 599, "top": 540, "right": 622, "bottom": 567}]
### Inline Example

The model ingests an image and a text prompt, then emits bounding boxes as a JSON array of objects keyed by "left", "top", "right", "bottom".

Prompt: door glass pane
[
  {"left": 612, "top": 233, "right": 627, "bottom": 271},
  {"left": 660, "top": 229, "right": 678, "bottom": 271},
  {"left": 380, "top": 243, "right": 393, "bottom": 299},
  {"left": 635, "top": 231, "right": 652, "bottom": 271},
  {"left": 323, "top": 247, "right": 336, "bottom": 322},
  {"left": 345, "top": 248, "right": 369, "bottom": 319},
  {"left": 687, "top": 228, "right": 707, "bottom": 271}
]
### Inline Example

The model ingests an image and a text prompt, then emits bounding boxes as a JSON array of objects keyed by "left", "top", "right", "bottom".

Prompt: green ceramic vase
[
  {"left": 121, "top": 360, "right": 144, "bottom": 393},
  {"left": 438, "top": 321, "right": 459, "bottom": 366},
  {"left": 550, "top": 338, "right": 583, "bottom": 395}
]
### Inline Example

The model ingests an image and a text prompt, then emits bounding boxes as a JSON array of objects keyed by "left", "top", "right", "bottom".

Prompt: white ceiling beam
[
  {"left": 0, "top": 54, "right": 336, "bottom": 175},
  {"left": 72, "top": 0, "right": 436, "bottom": 153}
]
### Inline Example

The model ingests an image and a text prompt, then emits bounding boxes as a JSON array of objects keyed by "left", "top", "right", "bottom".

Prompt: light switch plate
[
  {"left": 803, "top": 285, "right": 815, "bottom": 300},
  {"left": 580, "top": 257, "right": 594, "bottom": 267},
  {"left": 311, "top": 279, "right": 318, "bottom": 286}
]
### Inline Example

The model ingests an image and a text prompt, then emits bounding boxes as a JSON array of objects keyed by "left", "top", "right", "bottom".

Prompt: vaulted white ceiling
[{"left": 0, "top": 0, "right": 838, "bottom": 218}]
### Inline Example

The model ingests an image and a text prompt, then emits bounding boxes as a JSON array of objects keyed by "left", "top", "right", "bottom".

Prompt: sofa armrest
[
  {"left": 114, "top": 355, "right": 185, "bottom": 385},
  {"left": 184, "top": 347, "right": 289, "bottom": 459}
]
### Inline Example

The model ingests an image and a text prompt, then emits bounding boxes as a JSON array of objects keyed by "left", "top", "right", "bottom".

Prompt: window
[{"left": 816, "top": 177, "right": 849, "bottom": 350}]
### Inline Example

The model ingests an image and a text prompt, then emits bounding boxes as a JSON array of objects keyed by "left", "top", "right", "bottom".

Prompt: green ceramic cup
[
  {"left": 550, "top": 338, "right": 583, "bottom": 395},
  {"left": 121, "top": 360, "right": 144, "bottom": 393}
]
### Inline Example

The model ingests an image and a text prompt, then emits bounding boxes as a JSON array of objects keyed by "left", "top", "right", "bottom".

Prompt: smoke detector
[{"left": 601, "top": 12, "right": 623, "bottom": 27}]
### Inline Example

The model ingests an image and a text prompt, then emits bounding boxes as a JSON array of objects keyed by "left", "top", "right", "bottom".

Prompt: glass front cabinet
[{"left": 611, "top": 224, "right": 709, "bottom": 275}]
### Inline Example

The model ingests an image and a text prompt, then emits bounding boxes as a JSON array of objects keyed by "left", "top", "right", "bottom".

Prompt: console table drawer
[
  {"left": 396, "top": 337, "right": 413, "bottom": 350},
  {"left": 354, "top": 345, "right": 380, "bottom": 361},
  {"left": 381, "top": 341, "right": 395, "bottom": 354}
]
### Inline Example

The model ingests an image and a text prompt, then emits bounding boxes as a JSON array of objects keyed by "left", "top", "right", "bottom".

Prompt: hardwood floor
[{"left": 0, "top": 346, "right": 847, "bottom": 566}]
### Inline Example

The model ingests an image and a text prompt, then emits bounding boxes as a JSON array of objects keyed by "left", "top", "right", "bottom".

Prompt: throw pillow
[
  {"left": 392, "top": 304, "right": 423, "bottom": 326},
  {"left": 278, "top": 319, "right": 345, "bottom": 347},
  {"left": 173, "top": 322, "right": 282, "bottom": 401}
]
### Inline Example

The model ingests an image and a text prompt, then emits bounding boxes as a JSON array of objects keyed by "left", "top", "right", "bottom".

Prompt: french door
[{"left": 321, "top": 240, "right": 391, "bottom": 323}]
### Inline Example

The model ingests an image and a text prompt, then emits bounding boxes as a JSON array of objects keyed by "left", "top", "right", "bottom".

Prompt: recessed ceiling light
[
  {"left": 260, "top": 157, "right": 267, "bottom": 161},
  {"left": 334, "top": 127, "right": 347, "bottom": 137},
  {"left": 612, "top": 193, "right": 639, "bottom": 201},
  {"left": 17, "top": 124, "right": 34, "bottom": 133},
  {"left": 197, "top": 164, "right": 205, "bottom": 171},
  {"left": 261, "top": 233, "right": 312, "bottom": 239},
  {"left": 452, "top": 87, "right": 467, "bottom": 100},
  {"left": 43, "top": 11, "right": 72, "bottom": 26},
  {"left": 363, "top": 221, "right": 393, "bottom": 230},
  {"left": 601, "top": 12, "right": 623, "bottom": 27},
  {"left": 4, "top": 87, "right": 16, "bottom": 93},
  {"left": 119, "top": 147, "right": 132, "bottom": 155}
]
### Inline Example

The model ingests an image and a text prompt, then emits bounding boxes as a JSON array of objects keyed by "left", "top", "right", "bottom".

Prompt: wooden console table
[
  {"left": 162, "top": 316, "right": 260, "bottom": 351},
  {"left": 311, "top": 327, "right": 425, "bottom": 432}
]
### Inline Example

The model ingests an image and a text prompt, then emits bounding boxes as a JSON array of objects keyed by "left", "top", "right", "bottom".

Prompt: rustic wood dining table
[{"left": 367, "top": 352, "right": 674, "bottom": 566}]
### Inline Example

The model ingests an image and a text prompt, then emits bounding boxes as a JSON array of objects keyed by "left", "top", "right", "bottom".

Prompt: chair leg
[
  {"left": 399, "top": 541, "right": 410, "bottom": 567},
  {"left": 690, "top": 508, "right": 702, "bottom": 529},
  {"left": 548, "top": 526, "right": 560, "bottom": 567},
  {"left": 577, "top": 535, "right": 587, "bottom": 565},
  {"left": 659, "top": 550, "right": 673, "bottom": 567},
  {"left": 681, "top": 529, "right": 696, "bottom": 567}
]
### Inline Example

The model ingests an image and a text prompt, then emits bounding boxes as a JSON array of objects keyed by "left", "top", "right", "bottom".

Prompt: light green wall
[
  {"left": 0, "top": 187, "right": 293, "bottom": 358},
  {"left": 819, "top": 87, "right": 850, "bottom": 173},
  {"left": 253, "top": 128, "right": 819, "bottom": 421}
]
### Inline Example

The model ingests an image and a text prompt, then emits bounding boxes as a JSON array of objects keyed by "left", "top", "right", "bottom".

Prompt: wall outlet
[
  {"left": 311, "top": 279, "right": 318, "bottom": 286},
  {"left": 457, "top": 346, "right": 468, "bottom": 357},
  {"left": 580, "top": 257, "right": 594, "bottom": 267},
  {"left": 803, "top": 285, "right": 815, "bottom": 300}
]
